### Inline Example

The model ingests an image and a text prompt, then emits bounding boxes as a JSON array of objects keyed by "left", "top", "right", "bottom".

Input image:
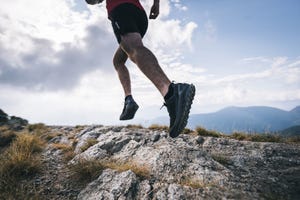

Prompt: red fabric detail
[{"left": 106, "top": 0, "right": 144, "bottom": 14}]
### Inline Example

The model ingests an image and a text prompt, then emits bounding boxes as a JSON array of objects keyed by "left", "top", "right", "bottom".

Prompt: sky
[{"left": 0, "top": 0, "right": 299, "bottom": 126}]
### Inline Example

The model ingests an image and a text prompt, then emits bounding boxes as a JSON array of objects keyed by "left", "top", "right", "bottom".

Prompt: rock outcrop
[
  {"left": 1, "top": 122, "right": 299, "bottom": 199},
  {"left": 70, "top": 126, "right": 299, "bottom": 200},
  {"left": 0, "top": 109, "right": 9, "bottom": 124},
  {"left": 0, "top": 109, "right": 28, "bottom": 130}
]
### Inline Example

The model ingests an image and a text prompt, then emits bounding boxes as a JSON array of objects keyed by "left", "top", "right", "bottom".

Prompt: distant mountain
[
  {"left": 279, "top": 125, "right": 300, "bottom": 137},
  {"left": 151, "top": 106, "right": 300, "bottom": 134}
]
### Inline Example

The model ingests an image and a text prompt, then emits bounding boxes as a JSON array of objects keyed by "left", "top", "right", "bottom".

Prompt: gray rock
[
  {"left": 74, "top": 126, "right": 113, "bottom": 153},
  {"left": 135, "top": 180, "right": 152, "bottom": 200},
  {"left": 0, "top": 109, "right": 28, "bottom": 130},
  {"left": 0, "top": 109, "right": 8, "bottom": 124},
  {"left": 78, "top": 169, "right": 138, "bottom": 200},
  {"left": 196, "top": 136, "right": 205, "bottom": 145},
  {"left": 151, "top": 133, "right": 160, "bottom": 142},
  {"left": 167, "top": 184, "right": 185, "bottom": 200}
]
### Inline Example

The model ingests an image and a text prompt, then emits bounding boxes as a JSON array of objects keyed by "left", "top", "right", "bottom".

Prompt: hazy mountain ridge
[
  {"left": 280, "top": 125, "right": 300, "bottom": 137},
  {"left": 152, "top": 105, "right": 300, "bottom": 134}
]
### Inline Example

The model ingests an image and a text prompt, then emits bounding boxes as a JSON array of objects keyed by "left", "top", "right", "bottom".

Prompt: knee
[
  {"left": 120, "top": 33, "right": 144, "bottom": 57},
  {"left": 122, "top": 45, "right": 143, "bottom": 63}
]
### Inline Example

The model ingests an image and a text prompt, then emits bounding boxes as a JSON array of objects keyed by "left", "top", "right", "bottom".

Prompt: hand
[
  {"left": 149, "top": 3, "right": 159, "bottom": 19},
  {"left": 85, "top": 0, "right": 103, "bottom": 5}
]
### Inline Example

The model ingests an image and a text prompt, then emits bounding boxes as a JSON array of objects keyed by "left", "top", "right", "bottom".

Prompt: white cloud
[
  {"left": 203, "top": 20, "right": 217, "bottom": 42},
  {"left": 191, "top": 56, "right": 300, "bottom": 113},
  {"left": 170, "top": 0, "right": 187, "bottom": 11},
  {"left": 0, "top": 0, "right": 200, "bottom": 124},
  {"left": 207, "top": 57, "right": 300, "bottom": 85},
  {"left": 241, "top": 56, "right": 271, "bottom": 64},
  {"left": 2, "top": 0, "right": 297, "bottom": 125}
]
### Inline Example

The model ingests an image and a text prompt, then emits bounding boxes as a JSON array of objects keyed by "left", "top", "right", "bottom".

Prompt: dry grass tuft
[
  {"left": 52, "top": 143, "right": 73, "bottom": 152},
  {"left": 69, "top": 158, "right": 151, "bottom": 183},
  {"left": 229, "top": 132, "right": 283, "bottom": 143},
  {"left": 0, "top": 126, "right": 17, "bottom": 147},
  {"left": 195, "top": 127, "right": 222, "bottom": 138},
  {"left": 51, "top": 143, "right": 76, "bottom": 161},
  {"left": 64, "top": 150, "right": 76, "bottom": 162},
  {"left": 102, "top": 160, "right": 151, "bottom": 179},
  {"left": 0, "top": 133, "right": 45, "bottom": 177},
  {"left": 230, "top": 132, "right": 248, "bottom": 140},
  {"left": 43, "top": 132, "right": 61, "bottom": 141},
  {"left": 0, "top": 132, "right": 45, "bottom": 198},
  {"left": 181, "top": 128, "right": 195, "bottom": 135},
  {"left": 80, "top": 139, "right": 98, "bottom": 152},
  {"left": 180, "top": 177, "right": 215, "bottom": 189},
  {"left": 248, "top": 134, "right": 282, "bottom": 143},
  {"left": 26, "top": 123, "right": 49, "bottom": 135},
  {"left": 211, "top": 153, "right": 231, "bottom": 166},
  {"left": 68, "top": 158, "right": 104, "bottom": 183},
  {"left": 285, "top": 136, "right": 300, "bottom": 143},
  {"left": 74, "top": 125, "right": 87, "bottom": 133},
  {"left": 148, "top": 124, "right": 169, "bottom": 131},
  {"left": 126, "top": 124, "right": 144, "bottom": 129}
]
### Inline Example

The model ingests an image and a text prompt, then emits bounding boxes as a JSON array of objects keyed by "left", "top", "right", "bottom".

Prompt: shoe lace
[{"left": 160, "top": 103, "right": 167, "bottom": 110}]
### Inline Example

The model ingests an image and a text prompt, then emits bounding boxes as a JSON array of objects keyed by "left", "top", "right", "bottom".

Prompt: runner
[{"left": 86, "top": 0, "right": 195, "bottom": 138}]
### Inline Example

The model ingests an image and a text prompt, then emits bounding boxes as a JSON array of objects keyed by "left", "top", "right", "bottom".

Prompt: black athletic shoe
[
  {"left": 119, "top": 98, "right": 139, "bottom": 120},
  {"left": 164, "top": 83, "right": 196, "bottom": 138}
]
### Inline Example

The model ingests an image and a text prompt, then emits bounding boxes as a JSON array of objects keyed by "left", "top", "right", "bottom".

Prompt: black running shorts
[{"left": 109, "top": 3, "right": 148, "bottom": 43}]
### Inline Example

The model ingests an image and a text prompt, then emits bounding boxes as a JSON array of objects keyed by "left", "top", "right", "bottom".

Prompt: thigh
[
  {"left": 109, "top": 3, "right": 148, "bottom": 43},
  {"left": 120, "top": 32, "right": 144, "bottom": 55}
]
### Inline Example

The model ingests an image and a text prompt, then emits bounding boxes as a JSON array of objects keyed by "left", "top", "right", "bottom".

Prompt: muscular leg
[
  {"left": 120, "top": 33, "right": 171, "bottom": 97},
  {"left": 113, "top": 46, "right": 131, "bottom": 97}
]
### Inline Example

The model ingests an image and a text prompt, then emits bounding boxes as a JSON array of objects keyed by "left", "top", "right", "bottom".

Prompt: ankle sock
[
  {"left": 125, "top": 95, "right": 133, "bottom": 101},
  {"left": 164, "top": 83, "right": 174, "bottom": 101}
]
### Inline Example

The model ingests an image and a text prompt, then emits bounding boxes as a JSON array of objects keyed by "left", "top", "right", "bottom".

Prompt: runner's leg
[
  {"left": 120, "top": 32, "right": 171, "bottom": 97},
  {"left": 113, "top": 46, "right": 131, "bottom": 97}
]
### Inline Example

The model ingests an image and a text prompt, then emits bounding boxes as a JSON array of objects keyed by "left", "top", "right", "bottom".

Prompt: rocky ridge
[
  {"left": 1, "top": 121, "right": 299, "bottom": 199},
  {"left": 42, "top": 125, "right": 299, "bottom": 199}
]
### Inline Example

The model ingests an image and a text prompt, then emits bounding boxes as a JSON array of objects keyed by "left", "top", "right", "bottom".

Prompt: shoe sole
[
  {"left": 170, "top": 84, "right": 196, "bottom": 138},
  {"left": 119, "top": 104, "right": 139, "bottom": 120}
]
